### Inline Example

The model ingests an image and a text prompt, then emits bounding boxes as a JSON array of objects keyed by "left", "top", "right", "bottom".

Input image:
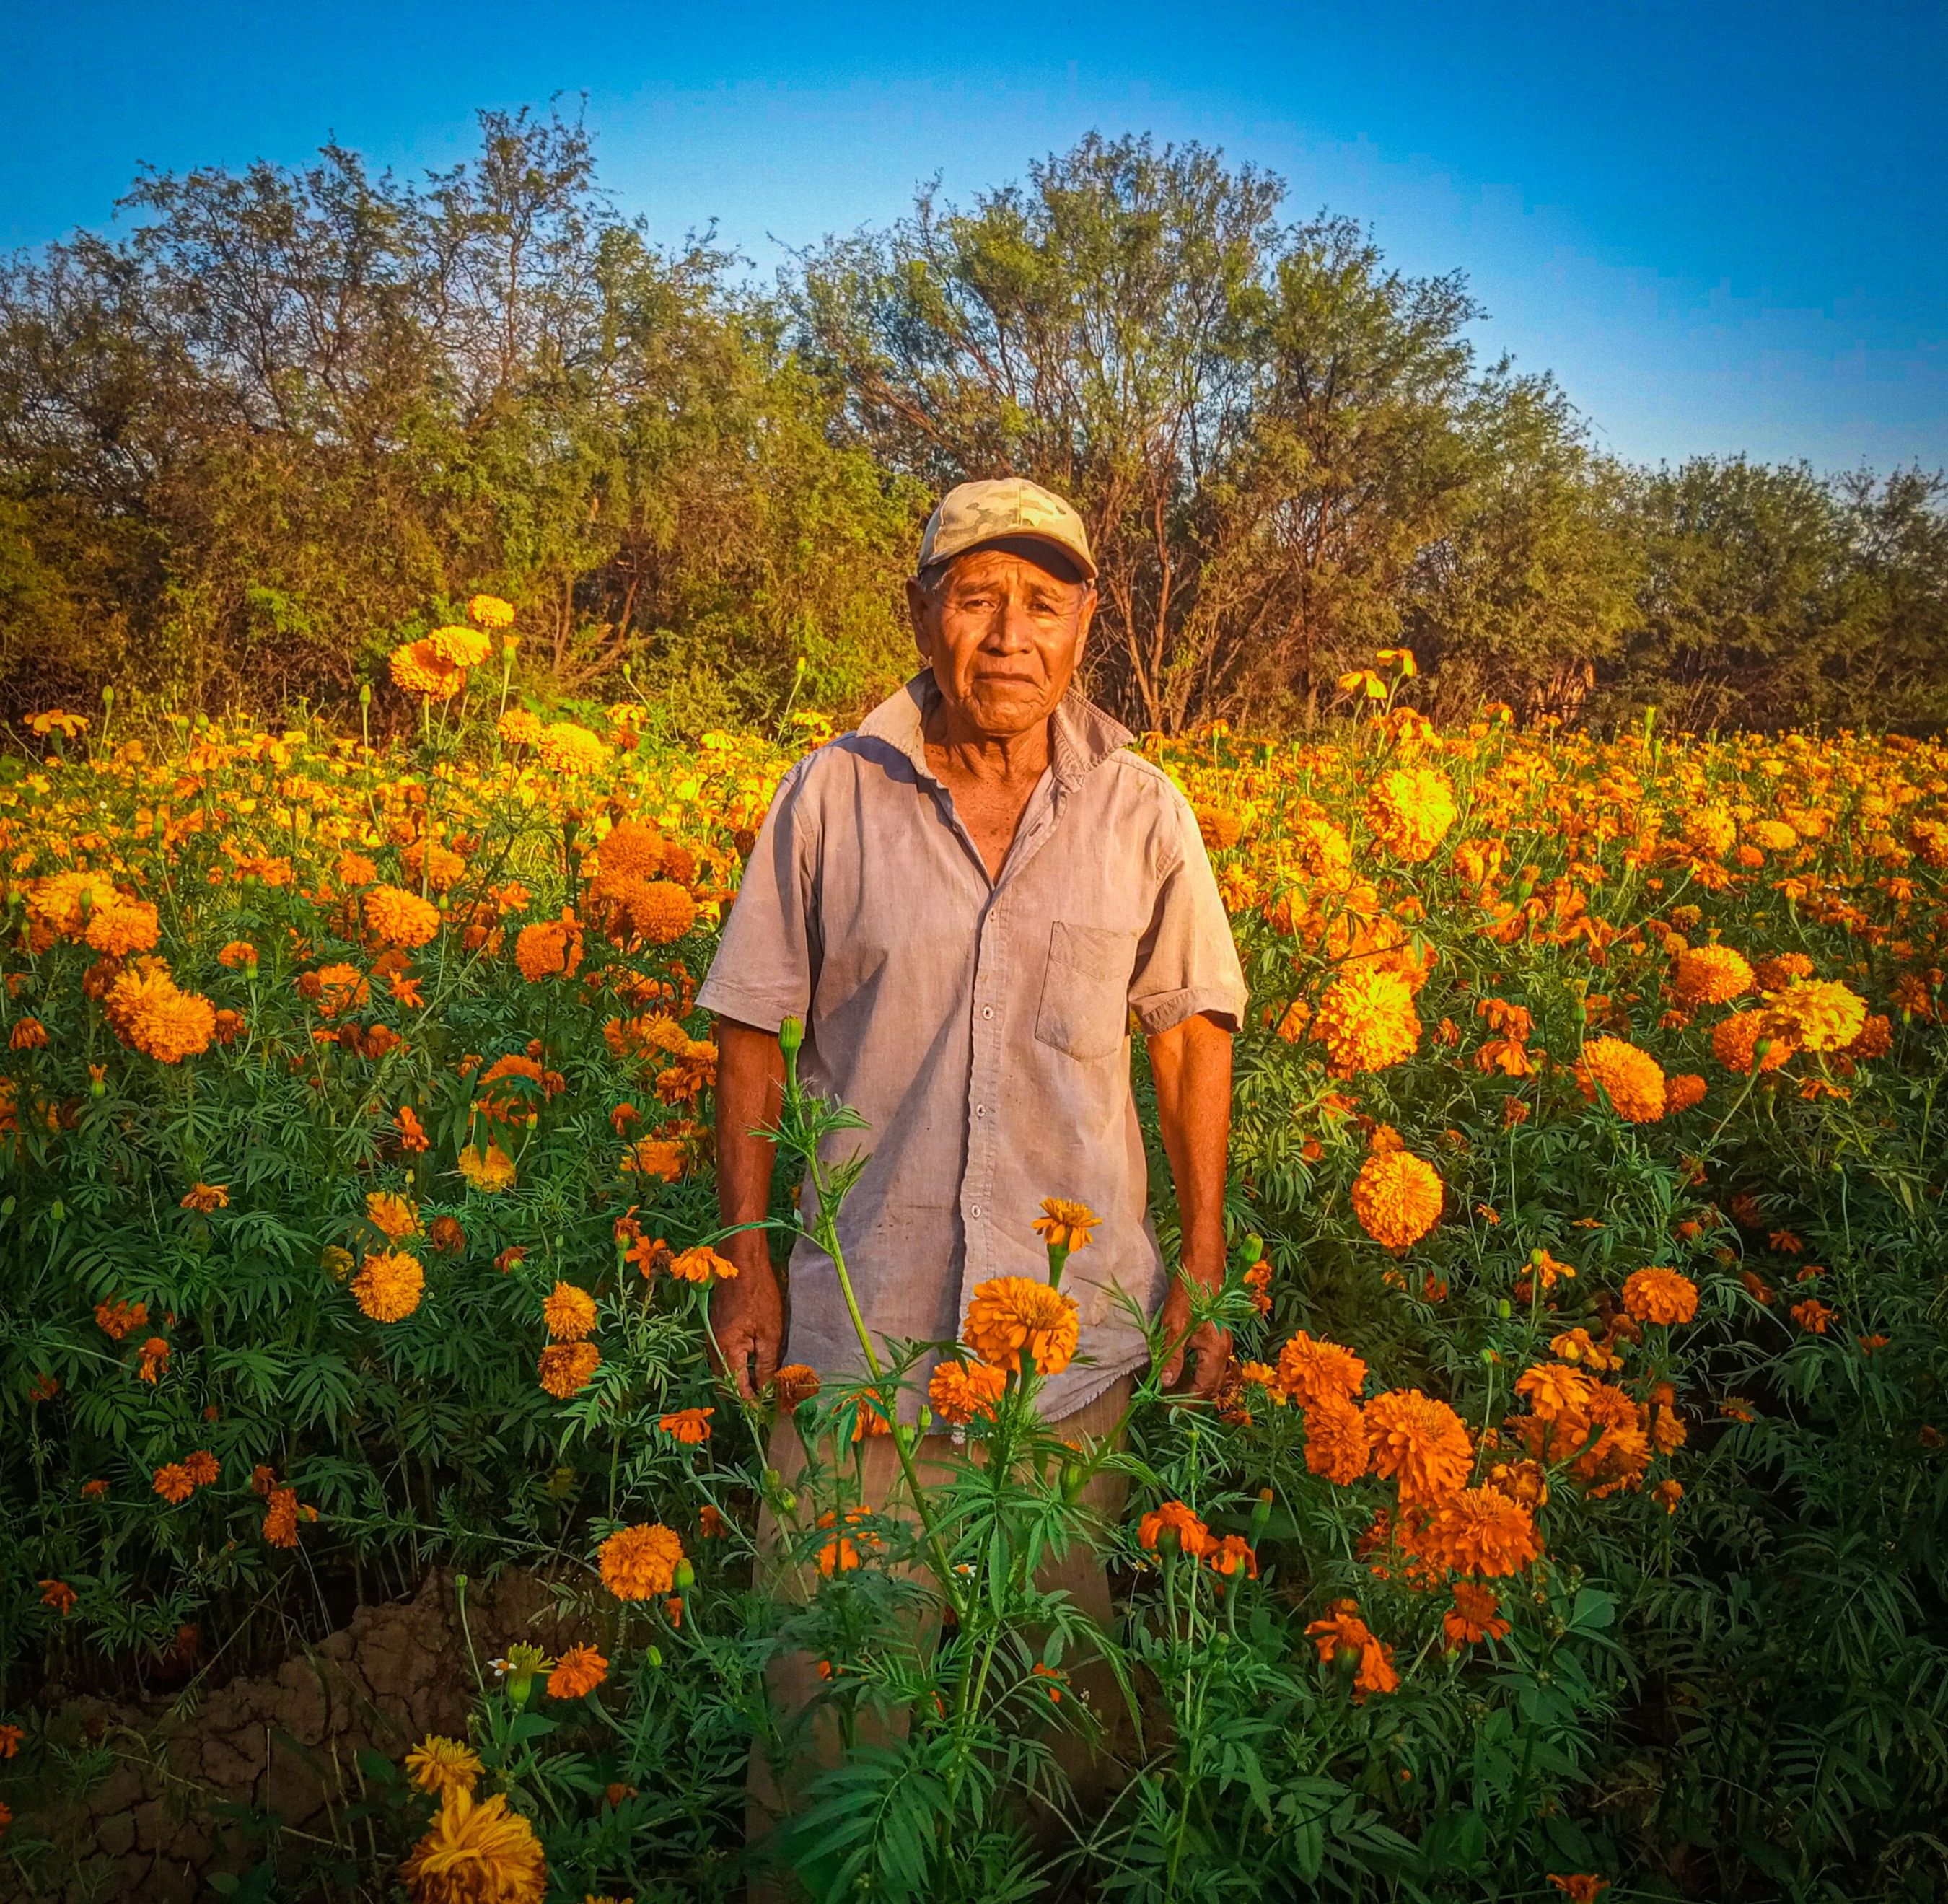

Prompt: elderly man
[{"left": 699, "top": 474, "right": 1246, "bottom": 1428}]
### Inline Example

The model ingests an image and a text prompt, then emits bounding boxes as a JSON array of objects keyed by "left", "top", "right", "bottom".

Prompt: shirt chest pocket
[{"left": 1033, "top": 921, "right": 1139, "bottom": 1063}]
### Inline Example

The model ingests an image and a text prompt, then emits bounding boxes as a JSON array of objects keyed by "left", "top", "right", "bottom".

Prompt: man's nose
[{"left": 984, "top": 592, "right": 1037, "bottom": 653}]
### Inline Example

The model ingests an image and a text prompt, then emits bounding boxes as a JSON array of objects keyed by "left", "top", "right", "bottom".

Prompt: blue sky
[{"left": 5, "top": 0, "right": 1944, "bottom": 471}]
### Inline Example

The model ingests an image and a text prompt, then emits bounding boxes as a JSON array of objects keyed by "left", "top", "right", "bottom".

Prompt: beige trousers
[{"left": 745, "top": 1375, "right": 1133, "bottom": 1876}]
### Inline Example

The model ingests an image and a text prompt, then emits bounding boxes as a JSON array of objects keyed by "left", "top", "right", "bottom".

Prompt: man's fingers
[
  {"left": 753, "top": 1331, "right": 781, "bottom": 1392},
  {"left": 1158, "top": 1344, "right": 1185, "bottom": 1387}
]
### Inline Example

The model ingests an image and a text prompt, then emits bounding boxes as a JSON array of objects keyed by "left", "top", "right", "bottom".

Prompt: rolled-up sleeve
[
  {"left": 696, "top": 761, "right": 819, "bottom": 1033},
  {"left": 1128, "top": 784, "right": 1249, "bottom": 1036}
]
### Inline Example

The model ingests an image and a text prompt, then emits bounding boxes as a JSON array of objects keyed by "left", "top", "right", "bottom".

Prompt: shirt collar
[{"left": 856, "top": 670, "right": 1133, "bottom": 791}]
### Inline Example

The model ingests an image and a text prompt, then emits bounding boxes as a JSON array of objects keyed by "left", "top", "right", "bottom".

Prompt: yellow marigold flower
[
  {"left": 365, "top": 1190, "right": 420, "bottom": 1238},
  {"left": 1672, "top": 944, "right": 1753, "bottom": 1006},
  {"left": 1711, "top": 1008, "right": 1794, "bottom": 1074},
  {"left": 404, "top": 1735, "right": 482, "bottom": 1798},
  {"left": 180, "top": 1183, "right": 229, "bottom": 1213},
  {"left": 1313, "top": 963, "right": 1421, "bottom": 1076},
  {"left": 1362, "top": 767, "right": 1457, "bottom": 863},
  {"left": 1271, "top": 1330, "right": 1367, "bottom": 1408},
  {"left": 84, "top": 899, "right": 159, "bottom": 957},
  {"left": 667, "top": 1246, "right": 739, "bottom": 1284},
  {"left": 1575, "top": 1037, "right": 1667, "bottom": 1122},
  {"left": 27, "top": 870, "right": 118, "bottom": 937},
  {"left": 545, "top": 1645, "right": 607, "bottom": 1699},
  {"left": 1364, "top": 1388, "right": 1473, "bottom": 1504},
  {"left": 599, "top": 1522, "right": 685, "bottom": 1600},
  {"left": 400, "top": 1787, "right": 546, "bottom": 1904},
  {"left": 538, "top": 1341, "right": 601, "bottom": 1398},
  {"left": 105, "top": 966, "right": 216, "bottom": 1063},
  {"left": 364, "top": 885, "right": 440, "bottom": 949},
  {"left": 1302, "top": 1393, "right": 1371, "bottom": 1483},
  {"left": 351, "top": 1250, "right": 424, "bottom": 1322},
  {"left": 1408, "top": 1486, "right": 1541, "bottom": 1577},
  {"left": 426, "top": 624, "right": 493, "bottom": 669},
  {"left": 960, "top": 1276, "right": 1081, "bottom": 1377},
  {"left": 467, "top": 593, "right": 515, "bottom": 630},
  {"left": 543, "top": 1281, "right": 599, "bottom": 1342},
  {"left": 1621, "top": 1267, "right": 1698, "bottom": 1325},
  {"left": 403, "top": 838, "right": 467, "bottom": 892},
  {"left": 388, "top": 639, "right": 464, "bottom": 701},
  {"left": 498, "top": 708, "right": 544, "bottom": 747},
  {"left": 456, "top": 1141, "right": 516, "bottom": 1193},
  {"left": 1289, "top": 813, "right": 1354, "bottom": 887},
  {"left": 1747, "top": 818, "right": 1799, "bottom": 853},
  {"left": 1682, "top": 807, "right": 1737, "bottom": 858},
  {"left": 538, "top": 721, "right": 606, "bottom": 776},
  {"left": 1350, "top": 1149, "right": 1443, "bottom": 1249},
  {"left": 928, "top": 1358, "right": 1008, "bottom": 1425},
  {"left": 1765, "top": 978, "right": 1867, "bottom": 1053},
  {"left": 514, "top": 913, "right": 583, "bottom": 981},
  {"left": 1030, "top": 1198, "right": 1100, "bottom": 1253}
]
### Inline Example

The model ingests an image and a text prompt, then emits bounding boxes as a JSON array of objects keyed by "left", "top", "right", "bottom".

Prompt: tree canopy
[{"left": 2, "top": 114, "right": 1944, "bottom": 734}]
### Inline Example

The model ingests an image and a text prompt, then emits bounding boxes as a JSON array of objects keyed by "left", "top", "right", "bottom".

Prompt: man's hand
[
  {"left": 1155, "top": 1271, "right": 1233, "bottom": 1398},
  {"left": 709, "top": 1230, "right": 784, "bottom": 1402}
]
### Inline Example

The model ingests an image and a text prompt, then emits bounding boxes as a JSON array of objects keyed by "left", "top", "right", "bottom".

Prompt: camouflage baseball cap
[{"left": 917, "top": 477, "right": 1097, "bottom": 581}]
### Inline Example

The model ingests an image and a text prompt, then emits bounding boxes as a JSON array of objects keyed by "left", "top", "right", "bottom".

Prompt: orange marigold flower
[
  {"left": 1364, "top": 1389, "right": 1473, "bottom": 1504},
  {"left": 667, "top": 1245, "right": 739, "bottom": 1284},
  {"left": 1711, "top": 1008, "right": 1794, "bottom": 1074},
  {"left": 1547, "top": 1879, "right": 1610, "bottom": 1903},
  {"left": 1621, "top": 1267, "right": 1698, "bottom": 1325},
  {"left": 365, "top": 1190, "right": 421, "bottom": 1238},
  {"left": 1138, "top": 1500, "right": 1213, "bottom": 1557},
  {"left": 1207, "top": 1534, "right": 1258, "bottom": 1578},
  {"left": 1305, "top": 1600, "right": 1399, "bottom": 1698},
  {"left": 468, "top": 592, "right": 515, "bottom": 630},
  {"left": 351, "top": 1249, "right": 425, "bottom": 1322},
  {"left": 621, "top": 1135, "right": 686, "bottom": 1181},
  {"left": 217, "top": 939, "right": 259, "bottom": 968},
  {"left": 363, "top": 885, "right": 440, "bottom": 950},
  {"left": 263, "top": 1486, "right": 301, "bottom": 1548},
  {"left": 816, "top": 1508, "right": 876, "bottom": 1576},
  {"left": 426, "top": 623, "right": 492, "bottom": 669},
  {"left": 1350, "top": 1148, "right": 1444, "bottom": 1249},
  {"left": 627, "top": 881, "right": 697, "bottom": 946},
  {"left": 538, "top": 1342, "right": 601, "bottom": 1398},
  {"left": 396, "top": 1105, "right": 430, "bottom": 1151},
  {"left": 152, "top": 1462, "right": 194, "bottom": 1505},
  {"left": 1031, "top": 1197, "right": 1101, "bottom": 1253},
  {"left": 1652, "top": 1478, "right": 1683, "bottom": 1514},
  {"left": 1272, "top": 1330, "right": 1367, "bottom": 1408},
  {"left": 600, "top": 1522, "right": 685, "bottom": 1600},
  {"left": 9, "top": 1016, "right": 48, "bottom": 1049},
  {"left": 96, "top": 1297, "right": 149, "bottom": 1340},
  {"left": 541, "top": 1281, "right": 599, "bottom": 1342},
  {"left": 182, "top": 1449, "right": 219, "bottom": 1487},
  {"left": 1516, "top": 1361, "right": 1593, "bottom": 1422},
  {"left": 1791, "top": 1297, "right": 1836, "bottom": 1333},
  {"left": 84, "top": 899, "right": 160, "bottom": 957},
  {"left": 136, "top": 1336, "right": 172, "bottom": 1382},
  {"left": 1443, "top": 1581, "right": 1511, "bottom": 1646},
  {"left": 1673, "top": 944, "right": 1753, "bottom": 1006},
  {"left": 1664, "top": 1072, "right": 1707, "bottom": 1113},
  {"left": 1302, "top": 1392, "right": 1372, "bottom": 1483},
  {"left": 1409, "top": 1486, "right": 1541, "bottom": 1577},
  {"left": 456, "top": 1141, "right": 516, "bottom": 1193},
  {"left": 546, "top": 1644, "right": 609, "bottom": 1700},
  {"left": 960, "top": 1276, "right": 1080, "bottom": 1377},
  {"left": 773, "top": 1364, "right": 822, "bottom": 1407},
  {"left": 928, "top": 1358, "right": 1008, "bottom": 1425},
  {"left": 40, "top": 1579, "right": 78, "bottom": 1615},
  {"left": 514, "top": 912, "right": 580, "bottom": 982},
  {"left": 1576, "top": 1036, "right": 1667, "bottom": 1123},
  {"left": 388, "top": 639, "right": 464, "bottom": 700},
  {"left": 104, "top": 965, "right": 216, "bottom": 1062},
  {"left": 698, "top": 1504, "right": 729, "bottom": 1537},
  {"left": 175, "top": 1181, "right": 229, "bottom": 1213},
  {"left": 1846, "top": 1013, "right": 1893, "bottom": 1059},
  {"left": 0, "top": 1724, "right": 22, "bottom": 1757},
  {"left": 597, "top": 819, "right": 667, "bottom": 877},
  {"left": 399, "top": 1789, "right": 546, "bottom": 1903},
  {"left": 657, "top": 1407, "right": 714, "bottom": 1444}
]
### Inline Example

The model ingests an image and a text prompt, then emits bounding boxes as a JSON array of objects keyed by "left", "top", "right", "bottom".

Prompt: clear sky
[{"left": 5, "top": 0, "right": 1944, "bottom": 473}]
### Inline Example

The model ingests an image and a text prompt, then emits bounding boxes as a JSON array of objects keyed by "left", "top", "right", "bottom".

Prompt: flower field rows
[{"left": 3, "top": 630, "right": 1947, "bottom": 1901}]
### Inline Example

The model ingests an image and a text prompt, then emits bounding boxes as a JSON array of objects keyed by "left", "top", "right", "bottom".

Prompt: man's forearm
[
  {"left": 1146, "top": 1011, "right": 1234, "bottom": 1283},
  {"left": 716, "top": 1019, "right": 786, "bottom": 1266}
]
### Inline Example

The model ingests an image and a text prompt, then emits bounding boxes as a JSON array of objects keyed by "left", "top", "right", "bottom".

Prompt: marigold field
[{"left": 4, "top": 637, "right": 1948, "bottom": 1903}]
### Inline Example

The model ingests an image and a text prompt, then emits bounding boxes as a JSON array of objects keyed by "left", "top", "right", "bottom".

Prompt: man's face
[{"left": 906, "top": 544, "right": 1097, "bottom": 740}]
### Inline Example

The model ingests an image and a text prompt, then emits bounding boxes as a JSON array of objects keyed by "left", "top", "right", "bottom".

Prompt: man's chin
[{"left": 962, "top": 688, "right": 1053, "bottom": 737}]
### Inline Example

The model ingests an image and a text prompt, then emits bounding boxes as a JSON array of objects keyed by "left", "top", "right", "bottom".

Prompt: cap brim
[{"left": 924, "top": 531, "right": 1097, "bottom": 583}]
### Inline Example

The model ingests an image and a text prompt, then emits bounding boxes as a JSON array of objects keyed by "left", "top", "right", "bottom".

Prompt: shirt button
[
  {"left": 970, "top": 1204, "right": 981, "bottom": 1218},
  {"left": 975, "top": 1105, "right": 986, "bottom": 1117},
  {"left": 981, "top": 1006, "right": 993, "bottom": 1019}
]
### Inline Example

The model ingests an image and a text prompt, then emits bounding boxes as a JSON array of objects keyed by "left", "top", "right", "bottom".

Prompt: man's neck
[{"left": 921, "top": 704, "right": 1053, "bottom": 786}]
